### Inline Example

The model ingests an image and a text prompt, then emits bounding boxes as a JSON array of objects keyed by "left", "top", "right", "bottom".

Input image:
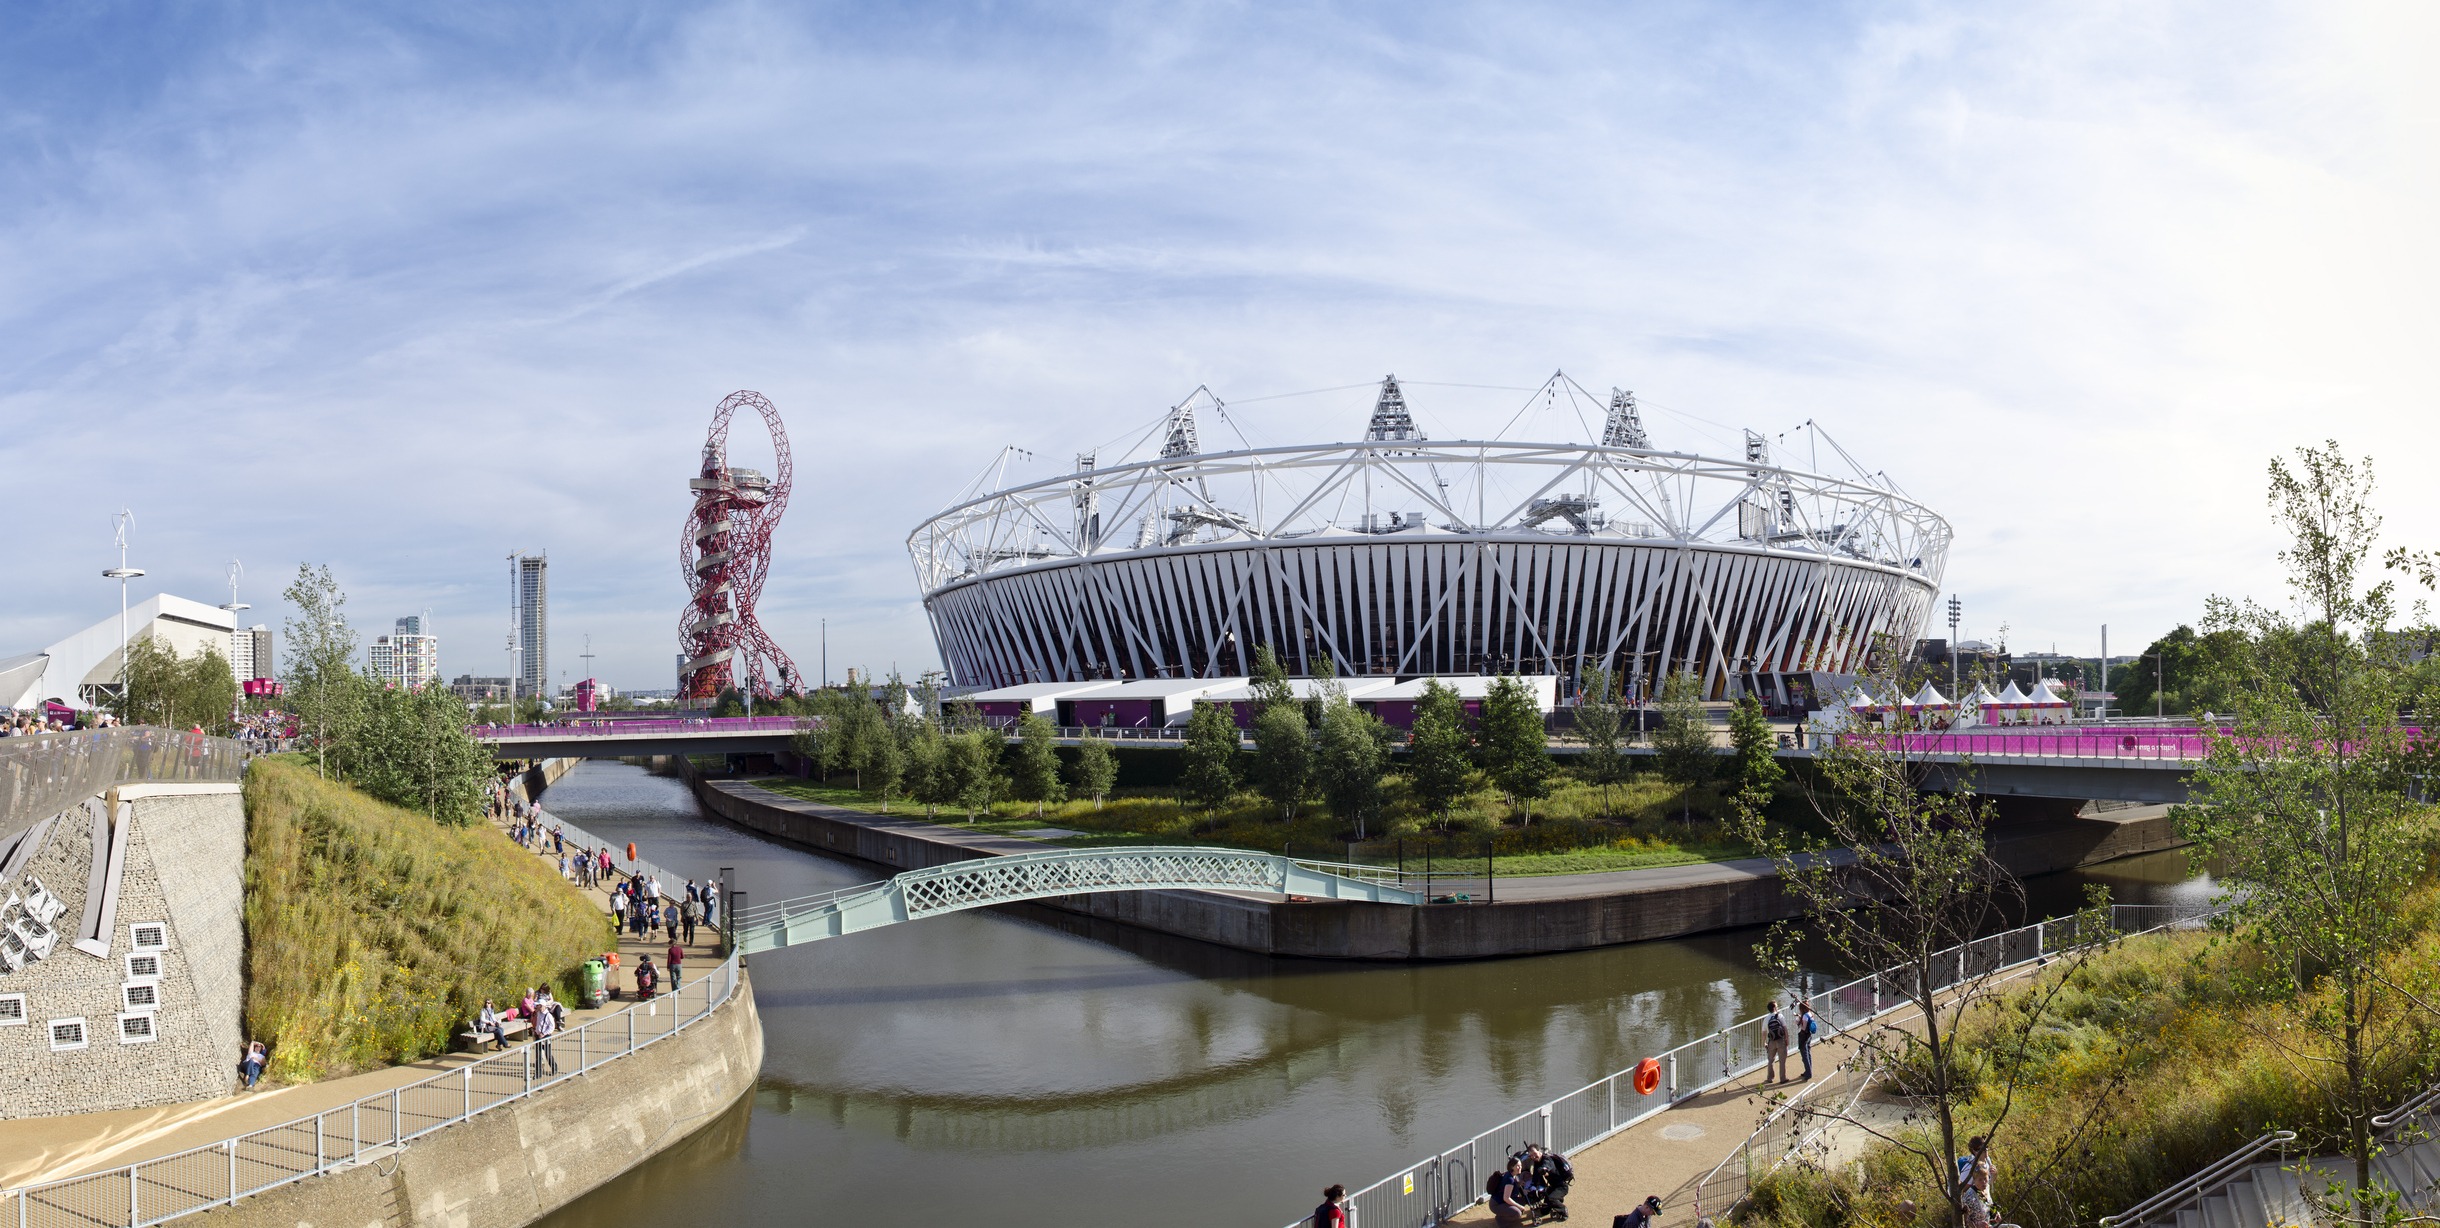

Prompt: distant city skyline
[{"left": 6, "top": 5, "right": 2438, "bottom": 687}]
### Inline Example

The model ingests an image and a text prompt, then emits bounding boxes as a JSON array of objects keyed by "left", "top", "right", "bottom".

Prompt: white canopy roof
[
  {"left": 2026, "top": 680, "right": 2069, "bottom": 706},
  {"left": 1994, "top": 680, "right": 2030, "bottom": 705},
  {"left": 1908, "top": 682, "right": 1952, "bottom": 708},
  {"left": 1841, "top": 683, "right": 1883, "bottom": 709},
  {"left": 1963, "top": 682, "right": 2000, "bottom": 706}
]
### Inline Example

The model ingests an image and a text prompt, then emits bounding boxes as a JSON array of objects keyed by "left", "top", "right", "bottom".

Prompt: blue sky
[{"left": 5, "top": 1, "right": 2437, "bottom": 688}]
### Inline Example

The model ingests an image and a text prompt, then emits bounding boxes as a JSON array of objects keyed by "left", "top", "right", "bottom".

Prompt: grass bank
[
  {"left": 243, "top": 755, "right": 606, "bottom": 1082},
  {"left": 743, "top": 772, "right": 1758, "bottom": 876},
  {"left": 1744, "top": 891, "right": 2440, "bottom": 1228}
]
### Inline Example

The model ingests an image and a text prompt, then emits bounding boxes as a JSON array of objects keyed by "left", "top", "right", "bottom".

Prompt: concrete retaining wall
[
  {"left": 504, "top": 758, "right": 580, "bottom": 808},
  {"left": 689, "top": 776, "right": 2188, "bottom": 960},
  {"left": 0, "top": 785, "right": 246, "bottom": 1118},
  {"left": 192, "top": 974, "right": 762, "bottom": 1228}
]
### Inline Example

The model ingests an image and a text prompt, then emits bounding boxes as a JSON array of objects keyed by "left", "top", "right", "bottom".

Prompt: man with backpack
[
  {"left": 1763, "top": 1000, "right": 1791, "bottom": 1083},
  {"left": 1614, "top": 1195, "right": 1662, "bottom": 1228},
  {"left": 1796, "top": 997, "right": 1820, "bottom": 1081},
  {"left": 1525, "top": 1142, "right": 1574, "bottom": 1220}
]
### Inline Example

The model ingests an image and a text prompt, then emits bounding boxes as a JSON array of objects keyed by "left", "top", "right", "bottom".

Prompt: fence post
[
  {"left": 579, "top": 1022, "right": 587, "bottom": 1073},
  {"left": 628, "top": 1004, "right": 636, "bottom": 1054},
  {"left": 226, "top": 1139, "right": 236, "bottom": 1206},
  {"left": 463, "top": 1064, "right": 471, "bottom": 1119},
  {"left": 1608, "top": 1075, "right": 1617, "bottom": 1129},
  {"left": 315, "top": 1114, "right": 324, "bottom": 1171},
  {"left": 1668, "top": 1053, "right": 1679, "bottom": 1102},
  {"left": 392, "top": 1088, "right": 401, "bottom": 1144}
]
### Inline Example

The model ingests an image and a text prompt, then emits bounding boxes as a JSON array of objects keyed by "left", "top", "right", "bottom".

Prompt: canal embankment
[{"left": 685, "top": 773, "right": 2186, "bottom": 959}]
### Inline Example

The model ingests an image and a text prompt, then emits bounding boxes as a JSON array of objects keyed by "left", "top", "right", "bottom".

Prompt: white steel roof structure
[
  {"left": 909, "top": 374, "right": 1949, "bottom": 697},
  {"left": 2, "top": 594, "right": 238, "bottom": 711}
]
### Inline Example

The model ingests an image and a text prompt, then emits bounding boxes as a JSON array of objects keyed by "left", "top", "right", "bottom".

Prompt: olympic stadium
[{"left": 908, "top": 375, "right": 1949, "bottom": 704}]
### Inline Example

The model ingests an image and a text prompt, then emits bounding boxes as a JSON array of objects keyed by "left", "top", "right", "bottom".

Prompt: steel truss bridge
[{"left": 728, "top": 845, "right": 1421, "bottom": 955}]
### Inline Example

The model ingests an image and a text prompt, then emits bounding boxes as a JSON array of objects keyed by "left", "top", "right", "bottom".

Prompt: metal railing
[
  {"left": 1838, "top": 729, "right": 2221, "bottom": 762},
  {"left": 0, "top": 953, "right": 743, "bottom": 1228},
  {"left": 1, "top": 728, "right": 248, "bottom": 848},
  {"left": 1287, "top": 902, "right": 2219, "bottom": 1228},
  {"left": 479, "top": 716, "right": 805, "bottom": 741},
  {"left": 1688, "top": 1043, "right": 1884, "bottom": 1222},
  {"left": 2098, "top": 1131, "right": 2296, "bottom": 1228}
]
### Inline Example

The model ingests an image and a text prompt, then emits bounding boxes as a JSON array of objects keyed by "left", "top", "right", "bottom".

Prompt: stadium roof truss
[{"left": 908, "top": 380, "right": 1952, "bottom": 694}]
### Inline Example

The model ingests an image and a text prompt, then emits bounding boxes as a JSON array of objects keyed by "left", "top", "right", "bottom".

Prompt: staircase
[{"left": 2113, "top": 1083, "right": 2440, "bottom": 1228}]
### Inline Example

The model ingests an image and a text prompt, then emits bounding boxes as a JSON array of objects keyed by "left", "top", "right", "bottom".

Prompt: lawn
[{"left": 742, "top": 770, "right": 1762, "bottom": 877}]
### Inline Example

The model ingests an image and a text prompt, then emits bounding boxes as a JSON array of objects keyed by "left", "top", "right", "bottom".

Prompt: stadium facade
[{"left": 908, "top": 376, "right": 1949, "bottom": 703}]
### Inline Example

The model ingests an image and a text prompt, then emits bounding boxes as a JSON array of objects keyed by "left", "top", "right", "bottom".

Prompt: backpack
[
  {"left": 1804, "top": 1013, "right": 1818, "bottom": 1037},
  {"left": 1546, "top": 1153, "right": 1574, "bottom": 1183},
  {"left": 1766, "top": 1013, "right": 1788, "bottom": 1043}
]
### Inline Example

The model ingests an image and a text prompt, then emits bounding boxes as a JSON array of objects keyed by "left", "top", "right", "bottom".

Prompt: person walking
[
  {"left": 667, "top": 938, "right": 685, "bottom": 990},
  {"left": 681, "top": 894, "right": 700, "bottom": 946},
  {"left": 704, "top": 881, "right": 719, "bottom": 928},
  {"left": 1763, "top": 1000, "right": 1791, "bottom": 1083},
  {"left": 1958, "top": 1136, "right": 1996, "bottom": 1228},
  {"left": 1614, "top": 1195, "right": 1663, "bottom": 1228},
  {"left": 1311, "top": 1184, "right": 1349, "bottom": 1228},
  {"left": 531, "top": 998, "right": 560, "bottom": 1075},
  {"left": 1796, "top": 997, "right": 1819, "bottom": 1081}
]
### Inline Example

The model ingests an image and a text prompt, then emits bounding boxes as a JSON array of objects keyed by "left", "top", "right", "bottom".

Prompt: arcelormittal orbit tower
[{"left": 679, "top": 390, "right": 802, "bottom": 700}]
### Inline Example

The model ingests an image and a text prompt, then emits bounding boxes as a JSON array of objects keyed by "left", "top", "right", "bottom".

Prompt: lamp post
[{"left": 102, "top": 509, "right": 145, "bottom": 716}]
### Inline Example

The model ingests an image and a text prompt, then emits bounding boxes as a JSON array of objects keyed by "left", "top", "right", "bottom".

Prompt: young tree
[
  {"left": 1313, "top": 693, "right": 1390, "bottom": 839},
  {"left": 1727, "top": 694, "right": 1783, "bottom": 807},
  {"left": 1651, "top": 670, "right": 1714, "bottom": 823},
  {"left": 1728, "top": 701, "right": 2116, "bottom": 1228},
  {"left": 950, "top": 728, "right": 1006, "bottom": 822},
  {"left": 1572, "top": 666, "right": 1631, "bottom": 817},
  {"left": 1249, "top": 643, "right": 1295, "bottom": 712},
  {"left": 281, "top": 563, "right": 363, "bottom": 780},
  {"left": 2182, "top": 441, "right": 2433, "bottom": 1208},
  {"left": 349, "top": 681, "right": 495, "bottom": 824},
  {"left": 1405, "top": 680, "right": 1475, "bottom": 829},
  {"left": 1012, "top": 713, "right": 1067, "bottom": 816},
  {"left": 1067, "top": 730, "right": 1119, "bottom": 809},
  {"left": 863, "top": 716, "right": 908, "bottom": 811},
  {"left": 1250, "top": 701, "right": 1311, "bottom": 821},
  {"left": 905, "top": 721, "right": 954, "bottom": 819},
  {"left": 1178, "top": 701, "right": 1240, "bottom": 813},
  {"left": 116, "top": 637, "right": 239, "bottom": 734},
  {"left": 1476, "top": 674, "right": 1554, "bottom": 825}
]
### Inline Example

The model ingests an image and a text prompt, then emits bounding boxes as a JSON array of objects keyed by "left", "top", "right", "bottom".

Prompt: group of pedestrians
[
  {"left": 1762, "top": 997, "right": 1821, "bottom": 1082},
  {"left": 610, "top": 873, "right": 718, "bottom": 947},
  {"left": 474, "top": 984, "right": 568, "bottom": 1073}
]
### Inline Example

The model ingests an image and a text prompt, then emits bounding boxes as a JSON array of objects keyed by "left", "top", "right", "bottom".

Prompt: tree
[
  {"left": 1011, "top": 713, "right": 1067, "bottom": 816},
  {"left": 1249, "top": 643, "right": 1295, "bottom": 712},
  {"left": 1067, "top": 730, "right": 1118, "bottom": 809},
  {"left": 949, "top": 728, "right": 1006, "bottom": 822},
  {"left": 1313, "top": 692, "right": 1390, "bottom": 838},
  {"left": 1250, "top": 701, "right": 1311, "bottom": 821},
  {"left": 1651, "top": 670, "right": 1714, "bottom": 823},
  {"left": 862, "top": 714, "right": 907, "bottom": 811},
  {"left": 281, "top": 564, "right": 364, "bottom": 780},
  {"left": 1178, "top": 701, "right": 1240, "bottom": 813},
  {"left": 116, "top": 636, "right": 238, "bottom": 734},
  {"left": 1728, "top": 696, "right": 2117, "bottom": 1228},
  {"left": 1476, "top": 674, "right": 1554, "bottom": 825},
  {"left": 348, "top": 681, "right": 495, "bottom": 824},
  {"left": 905, "top": 722, "right": 955, "bottom": 819},
  {"left": 1406, "top": 680, "right": 1474, "bottom": 829},
  {"left": 1727, "top": 694, "right": 1783, "bottom": 807},
  {"left": 1572, "top": 667, "right": 1631, "bottom": 817},
  {"left": 2111, "top": 624, "right": 2249, "bottom": 718},
  {"left": 2181, "top": 441, "right": 2432, "bottom": 1210}
]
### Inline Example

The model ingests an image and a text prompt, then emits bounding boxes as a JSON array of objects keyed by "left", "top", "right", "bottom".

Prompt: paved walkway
[{"left": 0, "top": 814, "right": 727, "bottom": 1193}]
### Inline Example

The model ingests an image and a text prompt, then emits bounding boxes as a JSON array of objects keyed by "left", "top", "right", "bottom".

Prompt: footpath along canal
[{"left": 526, "top": 760, "right": 2218, "bottom": 1228}]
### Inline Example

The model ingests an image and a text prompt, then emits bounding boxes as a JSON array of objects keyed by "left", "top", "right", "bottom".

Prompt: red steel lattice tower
[{"left": 679, "top": 390, "right": 802, "bottom": 700}]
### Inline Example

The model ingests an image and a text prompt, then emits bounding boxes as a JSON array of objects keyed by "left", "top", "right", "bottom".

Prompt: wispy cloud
[{"left": 3, "top": 1, "right": 2437, "bottom": 684}]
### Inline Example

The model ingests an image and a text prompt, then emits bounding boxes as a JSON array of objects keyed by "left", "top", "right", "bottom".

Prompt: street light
[
  {"left": 102, "top": 509, "right": 145, "bottom": 714},
  {"left": 1945, "top": 595, "right": 1963, "bottom": 698}
]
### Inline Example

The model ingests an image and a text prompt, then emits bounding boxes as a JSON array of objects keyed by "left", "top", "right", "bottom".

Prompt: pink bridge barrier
[{"left": 478, "top": 716, "right": 806, "bottom": 739}]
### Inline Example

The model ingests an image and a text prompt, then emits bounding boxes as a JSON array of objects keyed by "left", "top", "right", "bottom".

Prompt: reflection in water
[{"left": 532, "top": 762, "right": 2212, "bottom": 1228}]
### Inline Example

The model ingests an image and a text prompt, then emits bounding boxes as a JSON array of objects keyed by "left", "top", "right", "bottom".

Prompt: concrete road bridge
[
  {"left": 480, "top": 718, "right": 2211, "bottom": 804},
  {"left": 726, "top": 845, "right": 1421, "bottom": 955}
]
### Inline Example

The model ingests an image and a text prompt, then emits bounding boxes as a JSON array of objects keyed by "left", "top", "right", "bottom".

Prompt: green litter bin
[{"left": 582, "top": 957, "right": 608, "bottom": 1008}]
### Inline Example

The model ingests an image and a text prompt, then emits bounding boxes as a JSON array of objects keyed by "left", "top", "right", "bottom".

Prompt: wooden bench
[{"left": 455, "top": 1017, "right": 532, "bottom": 1051}]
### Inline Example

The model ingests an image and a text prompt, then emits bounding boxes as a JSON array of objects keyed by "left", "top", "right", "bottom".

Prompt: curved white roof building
[{"left": 908, "top": 376, "right": 1949, "bottom": 699}]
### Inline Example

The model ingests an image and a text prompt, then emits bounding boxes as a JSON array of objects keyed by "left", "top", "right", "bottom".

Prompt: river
[{"left": 528, "top": 760, "right": 2216, "bottom": 1228}]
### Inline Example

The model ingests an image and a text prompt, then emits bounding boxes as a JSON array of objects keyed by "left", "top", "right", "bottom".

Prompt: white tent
[
  {"left": 1956, "top": 682, "right": 2000, "bottom": 728},
  {"left": 2025, "top": 680, "right": 2073, "bottom": 725},
  {"left": 1908, "top": 682, "right": 1952, "bottom": 708},
  {"left": 1994, "top": 680, "right": 2030, "bottom": 705},
  {"left": 1840, "top": 683, "right": 1883, "bottom": 710}
]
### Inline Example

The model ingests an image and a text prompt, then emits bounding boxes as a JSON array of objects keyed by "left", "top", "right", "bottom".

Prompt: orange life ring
[
  {"left": 1634, "top": 1057, "right": 1662, "bottom": 1096},
  {"left": 626, "top": 842, "right": 638, "bottom": 863}
]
